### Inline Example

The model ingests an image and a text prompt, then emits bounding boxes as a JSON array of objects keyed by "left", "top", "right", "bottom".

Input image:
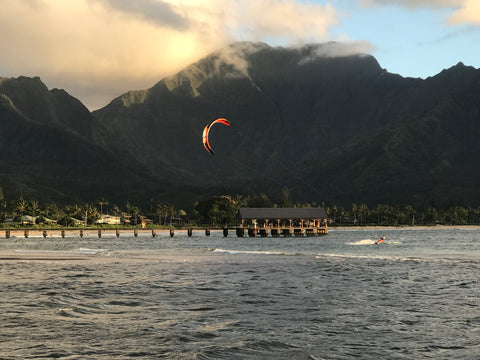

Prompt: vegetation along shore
[{"left": 1, "top": 186, "right": 480, "bottom": 229}]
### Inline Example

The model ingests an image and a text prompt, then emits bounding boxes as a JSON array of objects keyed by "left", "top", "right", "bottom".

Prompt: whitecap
[
  {"left": 315, "top": 253, "right": 420, "bottom": 262},
  {"left": 347, "top": 239, "right": 376, "bottom": 245},
  {"left": 78, "top": 248, "right": 110, "bottom": 255},
  {"left": 14, "top": 250, "right": 68, "bottom": 254},
  {"left": 213, "top": 248, "right": 285, "bottom": 256}
]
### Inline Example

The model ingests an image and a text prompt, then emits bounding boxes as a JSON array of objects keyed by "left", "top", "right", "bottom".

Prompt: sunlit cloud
[
  {"left": 448, "top": 0, "right": 480, "bottom": 25},
  {"left": 0, "top": 0, "right": 342, "bottom": 109},
  {"left": 298, "top": 41, "right": 375, "bottom": 65},
  {"left": 359, "top": 0, "right": 480, "bottom": 25}
]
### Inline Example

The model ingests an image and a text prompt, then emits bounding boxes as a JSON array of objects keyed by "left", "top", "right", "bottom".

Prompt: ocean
[{"left": 0, "top": 228, "right": 479, "bottom": 359}]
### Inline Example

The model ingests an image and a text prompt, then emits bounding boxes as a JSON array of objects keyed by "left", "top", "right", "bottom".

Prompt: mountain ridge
[{"left": 2, "top": 41, "right": 480, "bottom": 207}]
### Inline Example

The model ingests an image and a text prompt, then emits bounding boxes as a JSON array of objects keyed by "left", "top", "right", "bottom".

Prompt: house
[
  {"left": 21, "top": 215, "right": 37, "bottom": 225},
  {"left": 95, "top": 214, "right": 122, "bottom": 225}
]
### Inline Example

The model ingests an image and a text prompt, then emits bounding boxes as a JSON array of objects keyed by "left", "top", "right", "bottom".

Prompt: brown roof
[{"left": 238, "top": 207, "right": 327, "bottom": 219}]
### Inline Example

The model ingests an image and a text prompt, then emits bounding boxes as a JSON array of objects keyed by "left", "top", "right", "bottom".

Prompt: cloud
[
  {"left": 448, "top": 0, "right": 480, "bottom": 25},
  {"left": 0, "top": 0, "right": 343, "bottom": 109},
  {"left": 359, "top": 0, "right": 480, "bottom": 25},
  {"left": 227, "top": 0, "right": 340, "bottom": 43},
  {"left": 212, "top": 42, "right": 269, "bottom": 78},
  {"left": 298, "top": 41, "right": 376, "bottom": 65},
  {"left": 359, "top": 0, "right": 459, "bottom": 7},
  {"left": 91, "top": 0, "right": 190, "bottom": 30}
]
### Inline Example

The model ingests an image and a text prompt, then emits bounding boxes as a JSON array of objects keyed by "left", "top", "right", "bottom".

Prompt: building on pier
[{"left": 237, "top": 207, "right": 328, "bottom": 237}]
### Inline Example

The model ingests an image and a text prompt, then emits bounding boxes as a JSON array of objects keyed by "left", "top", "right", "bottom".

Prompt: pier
[
  {"left": 2, "top": 207, "right": 328, "bottom": 239},
  {"left": 235, "top": 207, "right": 328, "bottom": 237},
  {"left": 3, "top": 225, "right": 327, "bottom": 239}
]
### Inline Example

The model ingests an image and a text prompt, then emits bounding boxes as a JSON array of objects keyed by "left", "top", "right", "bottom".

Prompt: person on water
[{"left": 375, "top": 235, "right": 385, "bottom": 244}]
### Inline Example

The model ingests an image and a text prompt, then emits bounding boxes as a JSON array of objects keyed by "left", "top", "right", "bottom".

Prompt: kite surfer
[{"left": 375, "top": 235, "right": 385, "bottom": 245}]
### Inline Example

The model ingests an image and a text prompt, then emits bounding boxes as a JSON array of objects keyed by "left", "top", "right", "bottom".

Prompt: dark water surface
[{"left": 1, "top": 229, "right": 479, "bottom": 359}]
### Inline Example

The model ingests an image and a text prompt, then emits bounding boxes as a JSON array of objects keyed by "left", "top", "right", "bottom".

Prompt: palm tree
[
  {"left": 279, "top": 186, "right": 293, "bottom": 208},
  {"left": 125, "top": 202, "right": 141, "bottom": 225},
  {"left": 358, "top": 203, "right": 369, "bottom": 226},
  {"left": 43, "top": 203, "right": 62, "bottom": 220},
  {"left": 27, "top": 200, "right": 40, "bottom": 216},
  {"left": 95, "top": 197, "right": 109, "bottom": 215},
  {"left": 13, "top": 197, "right": 28, "bottom": 215}
]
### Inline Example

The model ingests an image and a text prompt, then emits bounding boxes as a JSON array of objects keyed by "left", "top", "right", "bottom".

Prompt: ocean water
[{"left": 1, "top": 228, "right": 479, "bottom": 359}]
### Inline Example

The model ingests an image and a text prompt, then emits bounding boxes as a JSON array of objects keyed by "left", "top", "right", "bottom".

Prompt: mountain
[
  {"left": 0, "top": 76, "right": 160, "bottom": 205},
  {"left": 2, "top": 42, "right": 480, "bottom": 207},
  {"left": 92, "top": 42, "right": 480, "bottom": 207}
]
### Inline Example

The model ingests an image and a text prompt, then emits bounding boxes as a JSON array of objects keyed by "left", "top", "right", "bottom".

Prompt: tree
[
  {"left": 246, "top": 193, "right": 272, "bottom": 208},
  {"left": 27, "top": 200, "right": 40, "bottom": 216},
  {"left": 357, "top": 204, "right": 369, "bottom": 226},
  {"left": 42, "top": 203, "right": 63, "bottom": 220},
  {"left": 111, "top": 204, "right": 121, "bottom": 215},
  {"left": 155, "top": 203, "right": 174, "bottom": 225},
  {"left": 12, "top": 197, "right": 28, "bottom": 215},
  {"left": 125, "top": 201, "right": 141, "bottom": 225},
  {"left": 279, "top": 187, "right": 293, "bottom": 208},
  {"left": 95, "top": 197, "right": 109, "bottom": 215},
  {"left": 65, "top": 204, "right": 81, "bottom": 218},
  {"left": 80, "top": 203, "right": 99, "bottom": 226},
  {"left": 194, "top": 196, "right": 240, "bottom": 225}
]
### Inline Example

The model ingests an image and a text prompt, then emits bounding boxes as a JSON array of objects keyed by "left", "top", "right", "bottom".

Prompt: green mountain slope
[
  {"left": 93, "top": 42, "right": 480, "bottom": 206},
  {"left": 0, "top": 77, "right": 159, "bottom": 205},
  {"left": 2, "top": 42, "right": 480, "bottom": 207}
]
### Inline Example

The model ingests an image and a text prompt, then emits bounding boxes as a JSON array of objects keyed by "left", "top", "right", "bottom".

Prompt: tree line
[
  {"left": 0, "top": 196, "right": 180, "bottom": 227},
  {"left": 1, "top": 187, "right": 480, "bottom": 227}
]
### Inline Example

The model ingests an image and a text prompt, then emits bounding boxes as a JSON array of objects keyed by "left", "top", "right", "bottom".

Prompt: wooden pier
[
  {"left": 232, "top": 225, "right": 327, "bottom": 237},
  {"left": 235, "top": 207, "right": 328, "bottom": 237},
  {"left": 2, "top": 208, "right": 328, "bottom": 239},
  {"left": 3, "top": 225, "right": 327, "bottom": 238}
]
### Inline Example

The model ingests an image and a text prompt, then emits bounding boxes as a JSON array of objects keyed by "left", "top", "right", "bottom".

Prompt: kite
[{"left": 202, "top": 118, "right": 230, "bottom": 155}]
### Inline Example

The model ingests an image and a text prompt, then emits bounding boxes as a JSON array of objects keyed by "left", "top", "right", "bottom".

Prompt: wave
[
  {"left": 78, "top": 248, "right": 110, "bottom": 255},
  {"left": 213, "top": 248, "right": 293, "bottom": 256},
  {"left": 315, "top": 253, "right": 420, "bottom": 262},
  {"left": 13, "top": 248, "right": 111, "bottom": 256},
  {"left": 14, "top": 249, "right": 67, "bottom": 254}
]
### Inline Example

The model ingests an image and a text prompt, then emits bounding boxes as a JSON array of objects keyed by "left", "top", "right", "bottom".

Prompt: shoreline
[
  {"left": 330, "top": 225, "right": 480, "bottom": 231},
  {"left": 1, "top": 225, "right": 480, "bottom": 238}
]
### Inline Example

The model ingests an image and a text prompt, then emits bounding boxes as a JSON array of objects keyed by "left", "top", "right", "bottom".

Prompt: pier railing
[{"left": 4, "top": 226, "right": 327, "bottom": 238}]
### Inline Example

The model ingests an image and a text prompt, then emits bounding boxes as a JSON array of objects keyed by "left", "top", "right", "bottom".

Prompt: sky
[{"left": 1, "top": 0, "right": 479, "bottom": 110}]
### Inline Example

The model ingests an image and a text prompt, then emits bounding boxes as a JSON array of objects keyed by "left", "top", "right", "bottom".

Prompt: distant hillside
[
  {"left": 2, "top": 42, "right": 480, "bottom": 207},
  {"left": 0, "top": 76, "right": 160, "bottom": 205},
  {"left": 92, "top": 42, "right": 480, "bottom": 207}
]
